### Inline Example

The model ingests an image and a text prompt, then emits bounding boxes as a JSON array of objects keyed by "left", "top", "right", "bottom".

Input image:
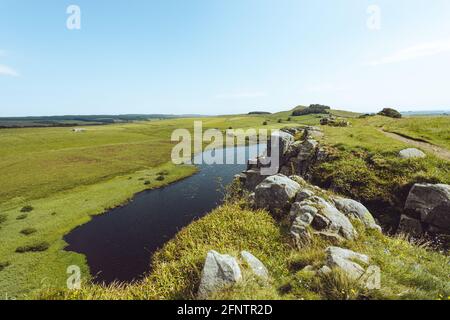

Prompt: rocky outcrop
[
  {"left": 267, "top": 131, "right": 295, "bottom": 159},
  {"left": 399, "top": 148, "right": 426, "bottom": 159},
  {"left": 254, "top": 174, "right": 301, "bottom": 214},
  {"left": 400, "top": 183, "right": 450, "bottom": 236},
  {"left": 236, "top": 127, "right": 381, "bottom": 246},
  {"left": 280, "top": 138, "right": 322, "bottom": 177},
  {"left": 198, "top": 251, "right": 242, "bottom": 299}
]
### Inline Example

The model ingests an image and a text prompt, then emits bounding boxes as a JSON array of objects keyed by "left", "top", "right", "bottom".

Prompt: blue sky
[{"left": 1, "top": 0, "right": 450, "bottom": 116}]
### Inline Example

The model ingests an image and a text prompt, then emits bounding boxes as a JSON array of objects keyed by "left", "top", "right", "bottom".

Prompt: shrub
[
  {"left": 263, "top": 121, "right": 268, "bottom": 126},
  {"left": 157, "top": 170, "right": 170, "bottom": 176},
  {"left": 144, "top": 180, "right": 151, "bottom": 185},
  {"left": 287, "top": 117, "right": 292, "bottom": 121},
  {"left": 0, "top": 261, "right": 11, "bottom": 272},
  {"left": 16, "top": 242, "right": 50, "bottom": 253},
  {"left": 16, "top": 214, "right": 28, "bottom": 220},
  {"left": 156, "top": 175, "right": 165, "bottom": 182},
  {"left": 278, "top": 119, "right": 283, "bottom": 123},
  {"left": 20, "top": 205, "right": 34, "bottom": 213},
  {"left": 20, "top": 228, "right": 37, "bottom": 236},
  {"left": 378, "top": 108, "right": 402, "bottom": 119},
  {"left": 0, "top": 214, "right": 7, "bottom": 225}
]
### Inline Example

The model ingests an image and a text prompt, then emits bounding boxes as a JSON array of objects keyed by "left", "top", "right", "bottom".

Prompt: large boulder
[
  {"left": 399, "top": 148, "right": 426, "bottom": 159},
  {"left": 254, "top": 174, "right": 301, "bottom": 214},
  {"left": 241, "top": 251, "right": 269, "bottom": 280},
  {"left": 198, "top": 251, "right": 242, "bottom": 299},
  {"left": 333, "top": 198, "right": 381, "bottom": 232},
  {"left": 404, "top": 183, "right": 450, "bottom": 234}
]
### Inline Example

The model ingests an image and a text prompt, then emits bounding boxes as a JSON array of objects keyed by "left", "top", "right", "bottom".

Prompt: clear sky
[{"left": 1, "top": 0, "right": 450, "bottom": 116}]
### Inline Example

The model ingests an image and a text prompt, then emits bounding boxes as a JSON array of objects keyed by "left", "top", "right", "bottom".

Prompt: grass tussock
[
  {"left": 20, "top": 228, "right": 37, "bottom": 236},
  {"left": 20, "top": 205, "right": 34, "bottom": 213},
  {"left": 16, "top": 242, "right": 50, "bottom": 253}
]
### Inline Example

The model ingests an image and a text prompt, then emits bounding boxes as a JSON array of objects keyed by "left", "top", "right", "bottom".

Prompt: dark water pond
[{"left": 64, "top": 144, "right": 264, "bottom": 284}]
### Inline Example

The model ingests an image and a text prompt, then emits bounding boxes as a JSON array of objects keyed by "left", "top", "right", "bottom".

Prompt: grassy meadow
[{"left": 0, "top": 109, "right": 449, "bottom": 299}]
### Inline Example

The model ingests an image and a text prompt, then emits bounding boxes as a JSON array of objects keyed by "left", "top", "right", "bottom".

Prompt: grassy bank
[
  {"left": 0, "top": 161, "right": 196, "bottom": 298},
  {"left": 36, "top": 201, "right": 450, "bottom": 300}
]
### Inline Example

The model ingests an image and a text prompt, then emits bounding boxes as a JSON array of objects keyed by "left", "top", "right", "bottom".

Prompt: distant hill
[
  {"left": 273, "top": 105, "right": 361, "bottom": 119},
  {"left": 0, "top": 114, "right": 206, "bottom": 128},
  {"left": 401, "top": 110, "right": 450, "bottom": 116}
]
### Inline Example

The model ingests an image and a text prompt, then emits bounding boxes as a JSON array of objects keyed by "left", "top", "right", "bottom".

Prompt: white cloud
[
  {"left": 0, "top": 64, "right": 19, "bottom": 77},
  {"left": 368, "top": 40, "right": 450, "bottom": 66},
  {"left": 215, "top": 91, "right": 267, "bottom": 99}
]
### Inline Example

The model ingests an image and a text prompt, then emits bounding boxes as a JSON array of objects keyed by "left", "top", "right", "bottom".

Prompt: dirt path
[{"left": 379, "top": 129, "right": 450, "bottom": 161}]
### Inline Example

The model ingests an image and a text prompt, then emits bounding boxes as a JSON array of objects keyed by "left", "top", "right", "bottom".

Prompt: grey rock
[
  {"left": 255, "top": 174, "right": 301, "bottom": 214},
  {"left": 241, "top": 251, "right": 269, "bottom": 280},
  {"left": 313, "top": 231, "right": 344, "bottom": 244},
  {"left": 359, "top": 265, "right": 381, "bottom": 290},
  {"left": 242, "top": 169, "right": 266, "bottom": 191},
  {"left": 312, "top": 213, "right": 331, "bottom": 230},
  {"left": 289, "top": 201, "right": 317, "bottom": 224},
  {"left": 318, "top": 265, "right": 332, "bottom": 275},
  {"left": 198, "top": 251, "right": 242, "bottom": 299},
  {"left": 295, "top": 189, "right": 316, "bottom": 202},
  {"left": 290, "top": 222, "right": 312, "bottom": 247},
  {"left": 267, "top": 131, "right": 295, "bottom": 158},
  {"left": 399, "top": 148, "right": 426, "bottom": 159},
  {"left": 316, "top": 198, "right": 358, "bottom": 240},
  {"left": 334, "top": 198, "right": 381, "bottom": 232},
  {"left": 405, "top": 183, "right": 450, "bottom": 233},
  {"left": 325, "top": 247, "right": 369, "bottom": 280},
  {"left": 297, "top": 139, "right": 319, "bottom": 161}
]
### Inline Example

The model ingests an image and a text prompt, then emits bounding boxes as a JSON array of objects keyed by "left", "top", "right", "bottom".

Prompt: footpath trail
[{"left": 379, "top": 129, "right": 450, "bottom": 161}]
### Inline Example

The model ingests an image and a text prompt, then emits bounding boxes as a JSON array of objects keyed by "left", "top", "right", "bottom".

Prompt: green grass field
[{"left": 0, "top": 109, "right": 449, "bottom": 299}]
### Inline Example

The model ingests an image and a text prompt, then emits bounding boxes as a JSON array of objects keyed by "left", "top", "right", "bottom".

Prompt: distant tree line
[{"left": 248, "top": 111, "right": 272, "bottom": 115}]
